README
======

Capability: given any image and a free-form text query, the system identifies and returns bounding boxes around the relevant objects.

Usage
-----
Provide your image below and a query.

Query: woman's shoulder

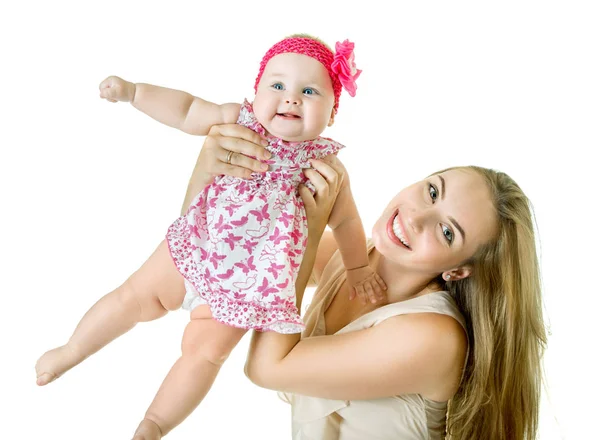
[382,308,468,401]
[349,290,466,334]
[385,308,466,342]
[383,292,468,375]
[370,293,467,347]
[402,290,467,331]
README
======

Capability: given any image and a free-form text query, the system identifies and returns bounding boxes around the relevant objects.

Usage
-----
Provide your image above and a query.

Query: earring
[444,274,451,281]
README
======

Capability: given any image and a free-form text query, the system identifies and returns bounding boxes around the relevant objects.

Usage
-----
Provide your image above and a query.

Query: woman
[193,124,547,439]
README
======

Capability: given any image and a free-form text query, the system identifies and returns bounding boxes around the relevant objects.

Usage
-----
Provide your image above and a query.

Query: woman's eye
[272,83,284,90]
[429,184,438,202]
[442,225,454,244]
[303,87,317,95]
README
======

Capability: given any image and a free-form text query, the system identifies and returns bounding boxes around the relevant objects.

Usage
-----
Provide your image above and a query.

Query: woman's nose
[406,209,425,234]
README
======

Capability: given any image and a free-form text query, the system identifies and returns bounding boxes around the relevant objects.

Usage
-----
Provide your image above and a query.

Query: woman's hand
[300,156,347,242]
[181,124,271,214]
[194,124,271,186]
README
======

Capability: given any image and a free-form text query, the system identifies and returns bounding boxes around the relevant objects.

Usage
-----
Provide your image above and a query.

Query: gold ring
[225,150,234,165]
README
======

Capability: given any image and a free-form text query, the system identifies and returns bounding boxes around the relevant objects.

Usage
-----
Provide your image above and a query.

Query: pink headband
[254,37,361,113]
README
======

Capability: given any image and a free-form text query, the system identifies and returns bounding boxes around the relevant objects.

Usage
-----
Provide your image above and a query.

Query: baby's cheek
[252,108,268,127]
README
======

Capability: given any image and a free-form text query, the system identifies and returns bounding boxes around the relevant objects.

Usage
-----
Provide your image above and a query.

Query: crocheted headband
[254,36,361,113]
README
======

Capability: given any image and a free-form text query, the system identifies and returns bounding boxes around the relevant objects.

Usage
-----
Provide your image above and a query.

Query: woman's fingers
[199,125,272,179]
[320,153,346,171]
[318,155,346,183]
[307,159,345,205]
[301,158,345,238]
[219,147,269,174]
[217,162,254,180]
[309,158,344,189]
[208,124,271,160]
[303,168,329,197]
[299,182,329,242]
[298,184,316,211]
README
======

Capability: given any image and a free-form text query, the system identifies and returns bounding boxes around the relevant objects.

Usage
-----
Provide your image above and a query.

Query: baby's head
[252,34,361,142]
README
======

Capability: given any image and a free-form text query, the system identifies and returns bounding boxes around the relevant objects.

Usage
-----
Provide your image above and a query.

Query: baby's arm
[326,161,387,304]
[99,76,240,135]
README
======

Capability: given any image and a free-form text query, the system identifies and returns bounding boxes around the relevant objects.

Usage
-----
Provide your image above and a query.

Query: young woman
[204,123,547,439]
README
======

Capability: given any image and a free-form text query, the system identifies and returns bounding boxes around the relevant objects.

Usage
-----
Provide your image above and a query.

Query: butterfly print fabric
[166,100,345,333]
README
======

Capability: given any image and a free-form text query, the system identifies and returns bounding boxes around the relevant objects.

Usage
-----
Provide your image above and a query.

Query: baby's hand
[346,266,387,304]
[99,75,136,103]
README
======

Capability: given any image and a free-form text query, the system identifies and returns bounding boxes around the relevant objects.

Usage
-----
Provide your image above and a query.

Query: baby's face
[253,53,335,142]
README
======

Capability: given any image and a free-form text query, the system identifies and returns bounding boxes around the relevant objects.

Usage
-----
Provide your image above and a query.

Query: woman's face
[371,168,498,277]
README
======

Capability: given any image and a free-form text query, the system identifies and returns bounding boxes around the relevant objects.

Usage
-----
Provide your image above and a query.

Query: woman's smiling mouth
[387,210,412,250]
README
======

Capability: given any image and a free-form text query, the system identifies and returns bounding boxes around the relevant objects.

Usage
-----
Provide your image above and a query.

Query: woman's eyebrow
[438,175,466,242]
[449,216,466,242]
[438,175,446,200]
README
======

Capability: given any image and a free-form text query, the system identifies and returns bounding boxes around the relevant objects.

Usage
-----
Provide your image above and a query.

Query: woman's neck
[372,250,441,305]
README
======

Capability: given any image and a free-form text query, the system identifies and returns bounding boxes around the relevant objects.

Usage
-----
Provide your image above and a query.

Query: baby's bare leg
[35,240,185,386]
[132,305,247,439]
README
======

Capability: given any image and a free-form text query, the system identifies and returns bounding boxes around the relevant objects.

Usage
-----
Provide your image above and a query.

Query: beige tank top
[279,242,468,440]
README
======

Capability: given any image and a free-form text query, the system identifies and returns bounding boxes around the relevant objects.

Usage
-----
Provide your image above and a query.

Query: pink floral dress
[166,100,345,334]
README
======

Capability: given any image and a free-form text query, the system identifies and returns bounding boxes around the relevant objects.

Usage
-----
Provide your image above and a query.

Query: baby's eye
[272,83,284,90]
[303,87,318,95]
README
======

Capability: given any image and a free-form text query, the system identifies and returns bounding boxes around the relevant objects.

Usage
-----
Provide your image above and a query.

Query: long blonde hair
[441,166,547,440]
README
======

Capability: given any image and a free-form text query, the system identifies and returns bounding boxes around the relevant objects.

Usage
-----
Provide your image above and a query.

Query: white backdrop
[1,1,598,439]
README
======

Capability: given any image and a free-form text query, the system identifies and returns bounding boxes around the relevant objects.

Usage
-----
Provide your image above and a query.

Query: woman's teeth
[393,214,411,249]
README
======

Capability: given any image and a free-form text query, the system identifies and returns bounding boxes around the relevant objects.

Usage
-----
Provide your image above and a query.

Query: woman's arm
[305,161,360,288]
[243,156,344,374]
[293,157,346,308]
[244,156,467,401]
[247,311,467,401]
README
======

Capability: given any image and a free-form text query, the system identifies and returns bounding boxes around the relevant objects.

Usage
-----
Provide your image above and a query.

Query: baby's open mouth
[276,113,301,119]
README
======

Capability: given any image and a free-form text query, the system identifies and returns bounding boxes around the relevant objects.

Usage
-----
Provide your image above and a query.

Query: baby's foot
[132,419,162,440]
[35,344,82,386]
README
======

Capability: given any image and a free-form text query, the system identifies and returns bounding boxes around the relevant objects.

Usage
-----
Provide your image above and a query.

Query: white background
[1,1,598,439]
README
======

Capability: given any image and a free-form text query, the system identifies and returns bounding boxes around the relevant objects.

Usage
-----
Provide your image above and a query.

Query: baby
[36,34,386,439]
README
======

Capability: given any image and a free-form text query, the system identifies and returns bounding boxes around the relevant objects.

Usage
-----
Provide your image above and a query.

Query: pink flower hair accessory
[254,36,362,113]
[331,40,362,97]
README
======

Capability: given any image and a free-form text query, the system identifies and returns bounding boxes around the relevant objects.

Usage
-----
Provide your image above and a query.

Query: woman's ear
[442,265,473,282]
